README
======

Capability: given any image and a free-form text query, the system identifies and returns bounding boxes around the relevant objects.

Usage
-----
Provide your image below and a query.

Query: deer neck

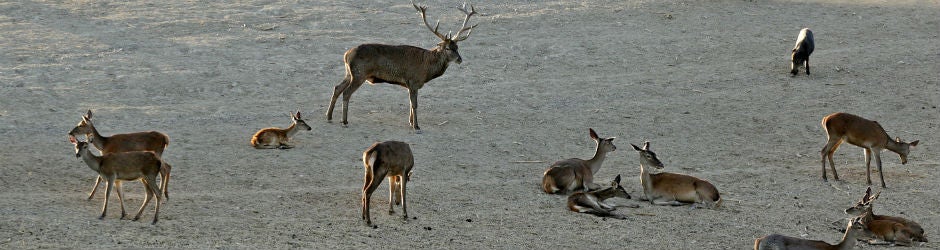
[591,187,620,201]
[835,225,861,250]
[639,163,654,195]
[284,122,299,138]
[586,146,608,174]
[78,148,104,174]
[425,49,452,81]
[87,123,108,149]
[857,206,875,223]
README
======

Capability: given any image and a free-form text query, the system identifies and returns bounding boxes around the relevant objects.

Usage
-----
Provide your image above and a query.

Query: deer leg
[362,169,386,225]
[148,177,162,224]
[160,163,171,201]
[874,150,886,188]
[87,176,102,200]
[399,174,408,220]
[805,57,810,75]
[388,176,398,214]
[327,75,351,121]
[864,148,873,185]
[114,182,126,219]
[407,88,421,132]
[340,79,365,127]
[100,178,114,220]
[821,138,840,181]
[133,179,153,223]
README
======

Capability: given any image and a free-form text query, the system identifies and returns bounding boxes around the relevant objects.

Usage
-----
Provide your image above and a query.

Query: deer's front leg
[408,88,420,132]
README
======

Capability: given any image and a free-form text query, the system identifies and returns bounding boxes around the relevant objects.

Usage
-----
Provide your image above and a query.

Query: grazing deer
[790,28,815,76]
[68,110,171,201]
[820,112,919,188]
[72,140,165,224]
[541,128,617,194]
[325,1,478,133]
[250,111,313,149]
[361,141,414,225]
[754,217,866,250]
[844,187,926,245]
[631,142,721,208]
[567,175,631,219]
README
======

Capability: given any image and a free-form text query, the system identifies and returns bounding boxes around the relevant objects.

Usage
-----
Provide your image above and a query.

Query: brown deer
[250,111,312,149]
[631,142,721,208]
[541,128,617,194]
[326,1,478,133]
[72,140,165,224]
[68,110,171,201]
[567,175,631,219]
[820,112,919,188]
[754,217,866,250]
[844,187,926,246]
[361,141,414,226]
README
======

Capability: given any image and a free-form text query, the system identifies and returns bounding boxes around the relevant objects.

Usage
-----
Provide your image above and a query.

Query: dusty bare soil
[1,0,938,249]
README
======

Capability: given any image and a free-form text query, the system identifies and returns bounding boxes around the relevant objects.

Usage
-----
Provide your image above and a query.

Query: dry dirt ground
[1,0,938,249]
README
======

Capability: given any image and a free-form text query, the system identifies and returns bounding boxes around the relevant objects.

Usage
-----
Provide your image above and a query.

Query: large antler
[413,1,447,40]
[451,2,478,41]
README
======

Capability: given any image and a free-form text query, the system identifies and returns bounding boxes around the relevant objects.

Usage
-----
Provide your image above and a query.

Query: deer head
[413,1,477,64]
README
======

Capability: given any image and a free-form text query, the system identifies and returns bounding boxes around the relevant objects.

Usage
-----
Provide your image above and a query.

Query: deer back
[364,141,414,176]
[345,44,451,87]
[822,113,891,147]
[97,151,163,181]
[100,131,170,156]
[649,172,719,202]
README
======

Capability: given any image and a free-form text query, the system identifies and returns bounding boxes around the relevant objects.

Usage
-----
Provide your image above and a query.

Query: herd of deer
[62,1,927,249]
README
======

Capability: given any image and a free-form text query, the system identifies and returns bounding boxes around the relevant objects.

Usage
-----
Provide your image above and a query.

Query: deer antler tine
[452,2,478,40]
[413,1,447,40]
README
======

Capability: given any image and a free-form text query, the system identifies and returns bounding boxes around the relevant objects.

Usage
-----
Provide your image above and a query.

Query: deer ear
[870,191,881,201]
[631,144,642,151]
[294,111,302,119]
[909,140,919,147]
[589,128,598,140]
[84,110,93,120]
[613,174,621,185]
[643,141,650,150]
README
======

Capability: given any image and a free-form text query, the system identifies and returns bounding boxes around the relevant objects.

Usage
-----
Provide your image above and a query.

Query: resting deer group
[325,1,478,133]
[361,141,414,226]
[754,217,866,250]
[631,142,721,208]
[820,112,919,188]
[68,110,171,201]
[72,140,166,224]
[250,111,312,149]
[844,187,927,246]
[541,128,616,194]
[567,175,631,219]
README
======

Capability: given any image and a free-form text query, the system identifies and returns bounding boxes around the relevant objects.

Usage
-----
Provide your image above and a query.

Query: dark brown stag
[326,1,478,133]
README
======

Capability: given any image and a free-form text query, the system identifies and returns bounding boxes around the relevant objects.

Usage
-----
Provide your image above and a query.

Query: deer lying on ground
[754,217,865,250]
[72,140,165,224]
[631,142,721,208]
[326,1,478,133]
[820,112,919,188]
[791,28,814,76]
[68,110,171,201]
[542,128,617,194]
[251,111,312,149]
[361,141,414,226]
[567,175,631,219]
[844,187,926,246]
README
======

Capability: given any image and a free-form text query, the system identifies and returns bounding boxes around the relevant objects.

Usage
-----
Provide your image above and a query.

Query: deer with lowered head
[72,140,166,224]
[326,1,478,133]
[631,142,721,208]
[754,217,866,250]
[361,141,414,226]
[250,111,312,149]
[844,187,927,246]
[820,112,919,188]
[567,175,632,220]
[68,110,171,201]
[542,128,616,194]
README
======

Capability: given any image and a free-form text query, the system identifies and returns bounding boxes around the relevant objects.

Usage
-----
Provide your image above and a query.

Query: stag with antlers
[325,1,479,133]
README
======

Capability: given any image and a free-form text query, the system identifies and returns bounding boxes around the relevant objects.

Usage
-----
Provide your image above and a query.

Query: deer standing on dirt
[567,175,631,219]
[361,141,414,226]
[250,111,312,149]
[844,187,926,246]
[791,28,815,76]
[325,1,478,133]
[68,110,171,201]
[631,142,721,208]
[820,112,919,188]
[754,217,866,250]
[72,140,165,224]
[541,128,616,194]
